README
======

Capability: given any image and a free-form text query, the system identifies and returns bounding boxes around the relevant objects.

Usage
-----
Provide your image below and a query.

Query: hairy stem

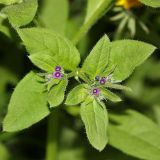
[46,109,59,160]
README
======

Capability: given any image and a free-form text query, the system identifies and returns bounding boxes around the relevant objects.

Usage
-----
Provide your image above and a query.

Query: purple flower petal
[53,71,62,79]
[100,78,106,85]
[92,88,100,95]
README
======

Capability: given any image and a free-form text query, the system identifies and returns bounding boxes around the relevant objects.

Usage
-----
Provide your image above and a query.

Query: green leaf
[47,78,60,91]
[0,0,20,5]
[18,28,80,71]
[48,78,68,108]
[109,110,160,160]
[105,83,132,92]
[139,0,160,8]
[82,35,110,79]
[65,84,88,106]
[3,72,50,132]
[108,40,156,81]
[38,0,68,35]
[2,0,38,28]
[101,88,122,102]
[84,95,94,105]
[80,100,108,151]
[29,53,57,72]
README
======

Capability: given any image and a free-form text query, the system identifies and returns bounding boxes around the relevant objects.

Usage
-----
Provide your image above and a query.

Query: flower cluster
[95,76,107,85]
[43,66,64,85]
[91,76,106,96]
[52,66,63,79]
[95,74,112,85]
[90,75,110,97]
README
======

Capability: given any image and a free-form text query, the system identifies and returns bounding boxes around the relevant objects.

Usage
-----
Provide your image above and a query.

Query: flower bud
[95,76,100,81]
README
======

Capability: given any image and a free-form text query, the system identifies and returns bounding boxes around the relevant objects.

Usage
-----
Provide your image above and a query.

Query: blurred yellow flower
[116,0,141,9]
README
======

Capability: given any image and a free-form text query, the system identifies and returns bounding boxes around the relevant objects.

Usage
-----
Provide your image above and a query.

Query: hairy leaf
[82,35,110,79]
[109,110,160,160]
[48,78,68,108]
[3,72,50,132]
[65,84,88,106]
[80,100,108,151]
[18,28,80,71]
[101,88,122,102]
[47,78,60,91]
[0,0,20,5]
[105,83,132,92]
[2,0,38,27]
[29,53,57,72]
[109,40,156,81]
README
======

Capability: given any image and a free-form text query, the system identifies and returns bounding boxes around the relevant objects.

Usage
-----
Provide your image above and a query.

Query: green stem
[67,71,76,78]
[46,109,59,160]
[72,0,114,45]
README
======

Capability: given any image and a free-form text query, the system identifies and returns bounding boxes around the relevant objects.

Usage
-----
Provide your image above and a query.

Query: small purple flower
[53,71,62,79]
[100,77,106,85]
[55,66,61,71]
[95,76,100,81]
[92,88,100,96]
